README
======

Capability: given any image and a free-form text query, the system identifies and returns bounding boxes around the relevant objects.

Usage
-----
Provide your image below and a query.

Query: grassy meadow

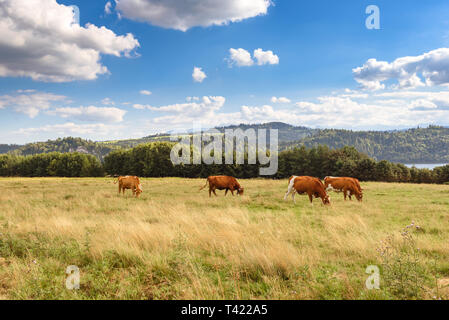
[0,177,448,300]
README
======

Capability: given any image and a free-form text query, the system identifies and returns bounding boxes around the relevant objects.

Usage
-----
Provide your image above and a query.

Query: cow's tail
[199,178,209,191]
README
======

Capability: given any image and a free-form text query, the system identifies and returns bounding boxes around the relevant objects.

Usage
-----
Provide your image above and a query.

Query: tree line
[1,142,449,184]
[0,152,104,177]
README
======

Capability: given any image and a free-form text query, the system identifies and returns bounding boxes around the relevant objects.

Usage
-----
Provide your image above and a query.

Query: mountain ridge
[2,123,449,164]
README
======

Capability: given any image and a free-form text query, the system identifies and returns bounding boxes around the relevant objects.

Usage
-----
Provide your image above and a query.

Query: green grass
[0,177,448,300]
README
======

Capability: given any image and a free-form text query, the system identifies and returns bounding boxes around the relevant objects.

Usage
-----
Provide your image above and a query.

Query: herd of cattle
[114,175,364,205]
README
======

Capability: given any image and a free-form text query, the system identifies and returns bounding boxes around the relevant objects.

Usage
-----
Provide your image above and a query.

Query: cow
[284,176,331,205]
[324,177,363,201]
[200,176,244,197]
[114,176,143,198]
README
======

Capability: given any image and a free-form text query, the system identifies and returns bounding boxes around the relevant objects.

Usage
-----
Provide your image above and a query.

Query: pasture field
[0,177,448,300]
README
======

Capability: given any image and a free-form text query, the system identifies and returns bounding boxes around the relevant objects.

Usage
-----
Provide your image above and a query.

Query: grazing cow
[284,176,331,205]
[114,176,143,197]
[200,176,244,197]
[324,177,363,201]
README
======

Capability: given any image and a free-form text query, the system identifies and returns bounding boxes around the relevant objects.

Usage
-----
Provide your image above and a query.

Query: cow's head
[356,192,363,202]
[136,184,143,197]
[237,188,244,196]
[323,195,331,205]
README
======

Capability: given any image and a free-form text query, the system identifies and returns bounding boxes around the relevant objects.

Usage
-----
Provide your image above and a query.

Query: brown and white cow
[200,176,244,197]
[114,176,143,197]
[284,176,331,205]
[324,177,363,201]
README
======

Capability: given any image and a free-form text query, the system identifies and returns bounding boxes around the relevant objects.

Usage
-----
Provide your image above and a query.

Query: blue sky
[2,0,449,144]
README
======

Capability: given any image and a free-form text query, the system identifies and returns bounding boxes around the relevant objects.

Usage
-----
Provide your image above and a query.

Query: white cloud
[254,48,279,66]
[15,122,120,136]
[114,88,449,132]
[101,97,115,105]
[105,1,113,15]
[0,91,67,118]
[228,48,254,67]
[0,0,139,82]
[228,48,279,67]
[133,104,152,110]
[293,90,449,128]
[271,96,291,104]
[150,96,225,114]
[140,90,152,96]
[48,106,127,123]
[115,0,272,32]
[192,67,207,83]
[353,48,449,91]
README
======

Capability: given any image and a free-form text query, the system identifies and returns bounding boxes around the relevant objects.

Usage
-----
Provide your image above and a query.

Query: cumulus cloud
[47,106,127,123]
[254,48,279,66]
[0,0,139,82]
[228,48,279,67]
[353,48,449,91]
[192,67,207,83]
[115,0,272,31]
[271,96,291,104]
[0,91,67,118]
[228,48,254,67]
[145,89,449,131]
[140,90,152,96]
[293,90,449,128]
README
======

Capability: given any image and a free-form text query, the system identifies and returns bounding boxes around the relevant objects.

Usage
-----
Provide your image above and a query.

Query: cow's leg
[230,189,235,196]
[343,189,348,201]
[213,188,218,197]
[308,193,314,205]
[225,189,229,196]
[292,191,296,204]
[209,187,212,198]
[284,179,296,200]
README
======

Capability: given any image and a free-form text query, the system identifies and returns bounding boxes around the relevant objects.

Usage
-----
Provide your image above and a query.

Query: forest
[2,142,449,184]
[2,123,449,164]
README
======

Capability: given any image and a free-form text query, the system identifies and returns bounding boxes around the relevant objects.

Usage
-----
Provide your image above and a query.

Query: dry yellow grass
[0,177,448,300]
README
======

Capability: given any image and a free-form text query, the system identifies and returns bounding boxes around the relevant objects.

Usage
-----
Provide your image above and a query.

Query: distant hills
[1,123,449,164]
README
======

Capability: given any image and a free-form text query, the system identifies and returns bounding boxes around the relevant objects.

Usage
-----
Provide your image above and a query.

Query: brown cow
[284,176,331,205]
[324,177,363,201]
[200,176,244,197]
[114,176,143,197]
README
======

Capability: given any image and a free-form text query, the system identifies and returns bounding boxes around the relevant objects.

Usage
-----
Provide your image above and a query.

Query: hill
[4,137,117,162]
[287,125,449,163]
[1,123,449,163]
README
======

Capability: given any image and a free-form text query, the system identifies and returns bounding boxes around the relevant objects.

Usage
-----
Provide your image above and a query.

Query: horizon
[2,122,447,146]
[2,1,449,144]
